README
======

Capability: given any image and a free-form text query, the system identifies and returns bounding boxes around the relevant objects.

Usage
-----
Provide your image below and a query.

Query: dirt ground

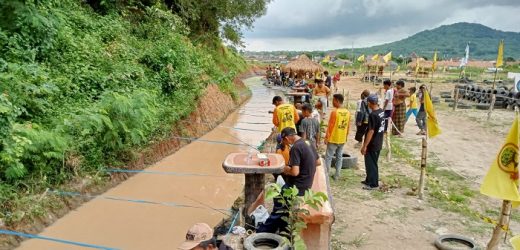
[328,74,518,249]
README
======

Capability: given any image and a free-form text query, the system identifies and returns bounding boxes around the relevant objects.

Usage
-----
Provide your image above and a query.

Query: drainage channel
[16,76,280,250]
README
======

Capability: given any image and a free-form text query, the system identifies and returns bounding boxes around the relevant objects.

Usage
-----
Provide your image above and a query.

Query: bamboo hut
[362,56,387,81]
[407,58,433,78]
[283,54,324,79]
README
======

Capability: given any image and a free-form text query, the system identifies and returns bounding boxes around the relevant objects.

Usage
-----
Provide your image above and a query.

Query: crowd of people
[177,70,431,249]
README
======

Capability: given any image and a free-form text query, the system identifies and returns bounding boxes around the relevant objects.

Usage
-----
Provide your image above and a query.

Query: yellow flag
[371,54,379,61]
[424,90,441,138]
[341,64,345,72]
[357,54,365,62]
[480,114,520,202]
[496,40,504,68]
[432,50,438,71]
[511,234,520,250]
[383,52,392,63]
[415,59,420,75]
[322,55,330,63]
[395,65,400,72]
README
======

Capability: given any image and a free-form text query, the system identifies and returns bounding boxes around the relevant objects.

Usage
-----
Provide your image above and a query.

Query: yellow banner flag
[424,90,441,138]
[357,54,365,62]
[395,65,400,72]
[511,234,520,249]
[480,114,520,202]
[496,40,504,68]
[415,59,420,75]
[322,55,330,63]
[383,52,392,63]
[432,50,438,71]
[371,54,379,61]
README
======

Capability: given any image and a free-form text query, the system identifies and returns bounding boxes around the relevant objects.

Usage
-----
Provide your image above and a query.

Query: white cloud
[243,0,520,51]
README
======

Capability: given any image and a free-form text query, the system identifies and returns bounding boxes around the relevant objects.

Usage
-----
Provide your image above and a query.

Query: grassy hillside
[336,22,520,60]
[0,0,248,226]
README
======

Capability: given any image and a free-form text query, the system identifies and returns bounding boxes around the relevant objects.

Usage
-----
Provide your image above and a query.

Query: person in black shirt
[361,94,385,190]
[257,127,320,233]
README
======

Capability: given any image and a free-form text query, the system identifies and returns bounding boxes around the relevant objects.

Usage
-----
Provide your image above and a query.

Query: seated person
[178,223,232,250]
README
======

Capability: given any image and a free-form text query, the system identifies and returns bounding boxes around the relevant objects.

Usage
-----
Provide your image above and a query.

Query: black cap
[280,127,297,138]
[272,96,283,105]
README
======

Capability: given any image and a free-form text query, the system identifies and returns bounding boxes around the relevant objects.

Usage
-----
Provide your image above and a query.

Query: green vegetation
[0,0,268,226]
[265,183,328,250]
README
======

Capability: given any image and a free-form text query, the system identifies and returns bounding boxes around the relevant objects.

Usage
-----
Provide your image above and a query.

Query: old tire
[244,233,289,250]
[476,103,490,110]
[434,234,478,250]
[341,153,358,169]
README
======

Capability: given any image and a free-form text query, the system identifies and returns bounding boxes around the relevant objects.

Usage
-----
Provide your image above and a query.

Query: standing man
[272,96,300,132]
[332,71,342,92]
[325,94,351,180]
[313,79,331,117]
[361,94,385,190]
[382,79,394,132]
[392,80,409,136]
[257,127,320,233]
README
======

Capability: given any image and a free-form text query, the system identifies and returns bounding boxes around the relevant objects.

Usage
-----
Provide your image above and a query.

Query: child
[406,87,418,121]
[299,103,320,149]
[355,90,370,147]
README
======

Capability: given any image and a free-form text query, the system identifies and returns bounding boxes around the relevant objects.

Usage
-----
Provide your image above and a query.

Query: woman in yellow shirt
[406,87,418,121]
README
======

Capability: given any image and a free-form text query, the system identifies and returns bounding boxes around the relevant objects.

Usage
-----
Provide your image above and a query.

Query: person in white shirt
[382,79,394,132]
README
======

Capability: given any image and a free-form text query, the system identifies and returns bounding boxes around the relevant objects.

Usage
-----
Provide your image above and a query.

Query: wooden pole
[486,200,512,250]
[385,130,392,161]
[487,69,498,121]
[418,137,427,199]
[453,86,459,111]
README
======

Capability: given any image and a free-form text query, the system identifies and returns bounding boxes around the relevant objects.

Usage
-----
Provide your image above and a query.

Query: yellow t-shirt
[327,108,351,144]
[273,103,298,132]
[409,93,418,109]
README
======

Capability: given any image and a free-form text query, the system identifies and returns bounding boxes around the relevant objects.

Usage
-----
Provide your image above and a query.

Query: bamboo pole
[418,137,427,199]
[385,130,392,161]
[487,69,498,121]
[453,86,459,111]
[486,200,512,250]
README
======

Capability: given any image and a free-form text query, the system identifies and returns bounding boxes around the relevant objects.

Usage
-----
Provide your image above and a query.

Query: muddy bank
[0,69,262,249]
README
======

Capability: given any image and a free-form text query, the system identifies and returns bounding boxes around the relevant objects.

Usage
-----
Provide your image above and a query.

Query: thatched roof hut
[283,54,324,73]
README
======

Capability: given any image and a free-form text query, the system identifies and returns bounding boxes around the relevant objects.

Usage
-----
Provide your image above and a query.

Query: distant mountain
[333,22,520,60]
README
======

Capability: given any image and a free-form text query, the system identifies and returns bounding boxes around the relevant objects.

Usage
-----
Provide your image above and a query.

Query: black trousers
[364,150,380,187]
[355,123,368,143]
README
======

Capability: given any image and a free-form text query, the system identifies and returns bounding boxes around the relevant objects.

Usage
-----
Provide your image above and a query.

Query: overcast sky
[243,0,520,51]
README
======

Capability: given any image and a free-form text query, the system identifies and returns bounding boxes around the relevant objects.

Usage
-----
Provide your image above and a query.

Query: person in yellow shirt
[272,96,299,132]
[325,94,351,180]
[405,87,418,121]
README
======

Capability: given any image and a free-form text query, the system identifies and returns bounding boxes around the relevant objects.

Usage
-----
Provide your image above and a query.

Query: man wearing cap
[178,223,223,250]
[272,96,300,132]
[360,94,385,190]
[257,127,320,233]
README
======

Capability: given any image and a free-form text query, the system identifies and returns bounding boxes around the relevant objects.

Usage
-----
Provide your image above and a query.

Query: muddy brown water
[16,76,279,250]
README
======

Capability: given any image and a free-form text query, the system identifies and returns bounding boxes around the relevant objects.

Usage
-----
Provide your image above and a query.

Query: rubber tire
[444,98,454,103]
[244,233,289,250]
[476,103,490,110]
[434,234,478,250]
[341,153,358,169]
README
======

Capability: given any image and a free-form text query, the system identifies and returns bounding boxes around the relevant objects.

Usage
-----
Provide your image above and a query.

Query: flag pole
[487,200,512,249]
[487,68,499,121]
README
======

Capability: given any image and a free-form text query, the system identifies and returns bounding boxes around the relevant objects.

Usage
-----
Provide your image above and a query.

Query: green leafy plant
[265,183,328,250]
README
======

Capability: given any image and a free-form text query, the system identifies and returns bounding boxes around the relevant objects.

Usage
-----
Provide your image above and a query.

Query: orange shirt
[313,85,330,97]
[276,147,290,166]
